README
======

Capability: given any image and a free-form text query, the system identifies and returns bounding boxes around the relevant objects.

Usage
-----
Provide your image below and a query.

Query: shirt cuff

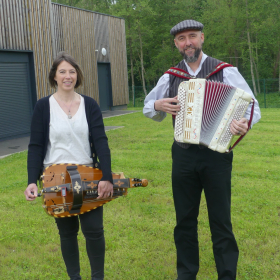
[143,100,166,121]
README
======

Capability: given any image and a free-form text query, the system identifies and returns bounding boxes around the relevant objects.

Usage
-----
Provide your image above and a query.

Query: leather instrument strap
[227,99,255,153]
[66,165,83,214]
[165,62,233,80]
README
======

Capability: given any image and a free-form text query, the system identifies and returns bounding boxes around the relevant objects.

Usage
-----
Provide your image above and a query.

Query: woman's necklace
[56,92,76,119]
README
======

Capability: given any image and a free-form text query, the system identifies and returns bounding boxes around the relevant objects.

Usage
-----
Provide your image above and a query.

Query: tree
[54,0,280,90]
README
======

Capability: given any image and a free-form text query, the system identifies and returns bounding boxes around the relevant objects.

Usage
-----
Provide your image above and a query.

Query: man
[143,20,261,280]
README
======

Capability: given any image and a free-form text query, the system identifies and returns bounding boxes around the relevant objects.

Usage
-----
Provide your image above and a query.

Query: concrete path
[0,110,136,159]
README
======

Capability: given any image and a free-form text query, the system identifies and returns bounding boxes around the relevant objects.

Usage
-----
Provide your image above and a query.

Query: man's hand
[154,96,180,115]
[230,118,249,136]
[97,180,114,199]
[24,183,38,201]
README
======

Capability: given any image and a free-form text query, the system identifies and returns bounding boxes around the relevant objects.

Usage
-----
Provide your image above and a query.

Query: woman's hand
[97,180,113,199]
[24,183,38,201]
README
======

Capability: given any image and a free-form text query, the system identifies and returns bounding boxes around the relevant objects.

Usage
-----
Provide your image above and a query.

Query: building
[0,0,128,140]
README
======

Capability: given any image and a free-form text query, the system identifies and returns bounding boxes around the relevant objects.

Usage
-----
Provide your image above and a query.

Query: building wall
[51,3,100,101]
[93,13,110,63]
[0,0,129,106]
[0,0,54,99]
[108,16,129,106]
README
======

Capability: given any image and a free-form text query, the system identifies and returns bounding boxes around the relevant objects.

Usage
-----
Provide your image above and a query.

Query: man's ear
[174,38,179,49]
[201,32,204,44]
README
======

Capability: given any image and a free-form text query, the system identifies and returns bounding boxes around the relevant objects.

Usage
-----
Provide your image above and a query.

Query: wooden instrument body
[40,164,146,218]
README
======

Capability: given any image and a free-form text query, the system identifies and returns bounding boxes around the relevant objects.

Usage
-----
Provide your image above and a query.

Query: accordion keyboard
[175,81,188,138]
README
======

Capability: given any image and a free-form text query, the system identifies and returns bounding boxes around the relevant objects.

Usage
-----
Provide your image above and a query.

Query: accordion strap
[165,67,195,79]
[165,62,233,80]
[228,99,255,153]
[205,62,233,79]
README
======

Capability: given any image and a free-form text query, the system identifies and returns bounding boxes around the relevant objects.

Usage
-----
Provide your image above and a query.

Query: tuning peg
[131,179,148,187]
[31,191,42,197]
[132,178,142,182]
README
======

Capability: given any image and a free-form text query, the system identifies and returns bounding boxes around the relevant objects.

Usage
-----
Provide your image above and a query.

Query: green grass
[0,108,279,279]
[256,92,280,108]
[128,97,146,108]
[128,91,280,109]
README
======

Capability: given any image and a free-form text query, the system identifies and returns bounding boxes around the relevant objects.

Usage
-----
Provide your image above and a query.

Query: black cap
[170,20,204,35]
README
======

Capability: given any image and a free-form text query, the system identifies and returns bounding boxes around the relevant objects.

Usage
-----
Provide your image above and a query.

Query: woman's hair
[48,52,84,88]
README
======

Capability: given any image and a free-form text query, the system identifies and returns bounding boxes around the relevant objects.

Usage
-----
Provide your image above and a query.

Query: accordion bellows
[174,79,252,153]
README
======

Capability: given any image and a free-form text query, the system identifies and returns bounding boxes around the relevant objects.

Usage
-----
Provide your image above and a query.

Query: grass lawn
[256,92,280,108]
[0,108,279,279]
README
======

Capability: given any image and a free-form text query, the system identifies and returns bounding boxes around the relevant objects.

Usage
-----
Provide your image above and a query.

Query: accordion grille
[218,99,250,146]
[175,83,188,137]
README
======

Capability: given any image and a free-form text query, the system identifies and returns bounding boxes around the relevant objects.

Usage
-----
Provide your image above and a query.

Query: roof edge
[51,2,125,20]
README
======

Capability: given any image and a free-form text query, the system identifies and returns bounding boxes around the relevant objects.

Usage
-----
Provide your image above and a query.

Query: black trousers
[172,143,239,280]
[55,206,105,280]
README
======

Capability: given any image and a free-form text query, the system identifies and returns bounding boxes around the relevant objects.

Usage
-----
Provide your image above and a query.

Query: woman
[24,52,113,280]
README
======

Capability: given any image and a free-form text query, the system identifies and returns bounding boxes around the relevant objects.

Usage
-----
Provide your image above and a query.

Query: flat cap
[170,20,204,35]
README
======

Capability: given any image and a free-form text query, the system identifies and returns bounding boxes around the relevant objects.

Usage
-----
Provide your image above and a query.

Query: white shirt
[43,95,93,167]
[143,53,261,127]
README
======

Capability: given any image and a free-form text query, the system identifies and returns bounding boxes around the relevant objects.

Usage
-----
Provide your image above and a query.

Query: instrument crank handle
[31,191,42,197]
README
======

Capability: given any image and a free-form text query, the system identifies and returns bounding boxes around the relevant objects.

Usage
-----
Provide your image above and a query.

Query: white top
[143,52,261,127]
[43,95,93,167]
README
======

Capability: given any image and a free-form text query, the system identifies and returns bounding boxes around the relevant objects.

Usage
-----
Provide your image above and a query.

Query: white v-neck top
[43,95,93,167]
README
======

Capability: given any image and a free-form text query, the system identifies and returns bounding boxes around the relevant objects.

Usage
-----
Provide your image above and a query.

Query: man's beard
[180,47,202,63]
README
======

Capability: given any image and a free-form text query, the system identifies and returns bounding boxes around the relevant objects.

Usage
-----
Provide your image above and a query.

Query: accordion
[174,79,254,153]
